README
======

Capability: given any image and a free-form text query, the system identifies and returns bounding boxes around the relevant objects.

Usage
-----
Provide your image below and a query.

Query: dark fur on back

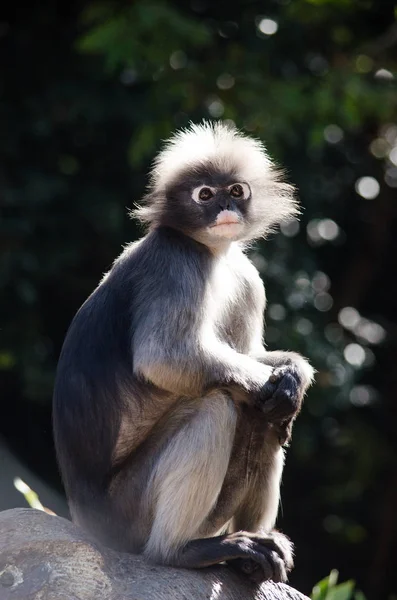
[54,227,211,495]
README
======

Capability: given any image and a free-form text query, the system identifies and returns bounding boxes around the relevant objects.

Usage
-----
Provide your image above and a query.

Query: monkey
[53,121,314,585]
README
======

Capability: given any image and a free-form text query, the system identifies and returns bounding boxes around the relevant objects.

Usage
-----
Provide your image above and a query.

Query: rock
[0,508,309,600]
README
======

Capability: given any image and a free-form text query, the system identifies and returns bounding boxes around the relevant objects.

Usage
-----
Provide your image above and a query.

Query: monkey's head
[134,122,299,247]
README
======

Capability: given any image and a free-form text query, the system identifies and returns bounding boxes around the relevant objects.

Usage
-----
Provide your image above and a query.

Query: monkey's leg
[229,424,293,583]
[180,421,291,583]
[145,396,290,583]
[144,390,237,563]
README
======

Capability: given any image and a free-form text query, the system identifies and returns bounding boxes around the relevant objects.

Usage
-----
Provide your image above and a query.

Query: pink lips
[212,210,240,226]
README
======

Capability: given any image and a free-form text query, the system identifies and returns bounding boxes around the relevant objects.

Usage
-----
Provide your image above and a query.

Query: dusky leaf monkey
[53,122,314,584]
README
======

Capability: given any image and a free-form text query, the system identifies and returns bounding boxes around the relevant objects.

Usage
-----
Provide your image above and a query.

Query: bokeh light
[257,18,278,36]
[355,176,380,199]
[344,343,366,367]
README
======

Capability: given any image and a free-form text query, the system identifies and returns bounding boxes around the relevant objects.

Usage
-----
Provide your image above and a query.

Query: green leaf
[311,570,339,599]
[326,581,355,600]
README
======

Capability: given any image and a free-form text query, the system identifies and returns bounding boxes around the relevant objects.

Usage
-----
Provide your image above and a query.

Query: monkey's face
[134,122,299,242]
[162,167,255,246]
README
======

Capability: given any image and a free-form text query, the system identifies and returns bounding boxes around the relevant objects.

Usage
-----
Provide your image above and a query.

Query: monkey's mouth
[209,211,243,238]
[211,210,241,227]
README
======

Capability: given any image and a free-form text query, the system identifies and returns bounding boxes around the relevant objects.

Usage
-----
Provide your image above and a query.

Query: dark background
[1,1,396,598]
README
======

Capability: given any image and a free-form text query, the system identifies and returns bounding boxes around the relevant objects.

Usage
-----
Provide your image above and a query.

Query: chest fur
[207,249,265,353]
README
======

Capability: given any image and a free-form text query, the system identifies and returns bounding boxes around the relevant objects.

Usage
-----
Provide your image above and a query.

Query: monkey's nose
[218,194,233,210]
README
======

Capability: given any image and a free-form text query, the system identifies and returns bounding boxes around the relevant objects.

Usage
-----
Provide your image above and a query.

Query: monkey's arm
[133,304,273,399]
[130,240,275,402]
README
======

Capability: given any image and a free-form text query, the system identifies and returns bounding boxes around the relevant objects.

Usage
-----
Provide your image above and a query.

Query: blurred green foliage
[311,570,366,600]
[1,0,397,598]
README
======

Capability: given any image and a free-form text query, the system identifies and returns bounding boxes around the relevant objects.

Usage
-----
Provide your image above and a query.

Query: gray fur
[53,122,314,584]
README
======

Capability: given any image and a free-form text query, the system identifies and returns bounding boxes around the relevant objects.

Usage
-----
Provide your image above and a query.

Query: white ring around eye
[228,182,251,199]
[191,185,216,203]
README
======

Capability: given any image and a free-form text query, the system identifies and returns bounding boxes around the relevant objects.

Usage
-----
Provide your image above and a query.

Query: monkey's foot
[225,530,294,584]
[164,530,293,582]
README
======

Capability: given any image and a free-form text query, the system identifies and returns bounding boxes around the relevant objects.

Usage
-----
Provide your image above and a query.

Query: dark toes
[227,533,291,584]
[248,545,288,583]
[227,558,265,584]
[266,549,288,583]
[228,554,274,584]
[267,531,294,572]
[229,550,287,584]
[247,531,294,574]
[240,559,256,575]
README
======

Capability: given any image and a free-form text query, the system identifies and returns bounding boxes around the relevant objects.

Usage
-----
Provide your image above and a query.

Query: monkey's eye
[229,183,250,199]
[199,188,213,200]
[192,186,214,203]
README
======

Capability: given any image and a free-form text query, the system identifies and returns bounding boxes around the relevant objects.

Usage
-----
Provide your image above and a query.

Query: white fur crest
[150,121,272,191]
[146,121,300,238]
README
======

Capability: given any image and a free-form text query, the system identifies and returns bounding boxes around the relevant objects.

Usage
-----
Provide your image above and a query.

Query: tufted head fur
[133,121,299,245]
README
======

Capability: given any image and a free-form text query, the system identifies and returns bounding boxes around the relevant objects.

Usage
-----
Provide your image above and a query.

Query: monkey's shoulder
[110,227,211,282]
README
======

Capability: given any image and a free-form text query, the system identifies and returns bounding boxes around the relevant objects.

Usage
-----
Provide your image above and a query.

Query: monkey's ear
[130,191,165,227]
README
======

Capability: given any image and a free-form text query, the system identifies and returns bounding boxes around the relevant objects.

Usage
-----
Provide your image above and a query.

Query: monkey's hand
[253,352,314,438]
[257,363,308,445]
[260,364,303,421]
[226,530,294,584]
